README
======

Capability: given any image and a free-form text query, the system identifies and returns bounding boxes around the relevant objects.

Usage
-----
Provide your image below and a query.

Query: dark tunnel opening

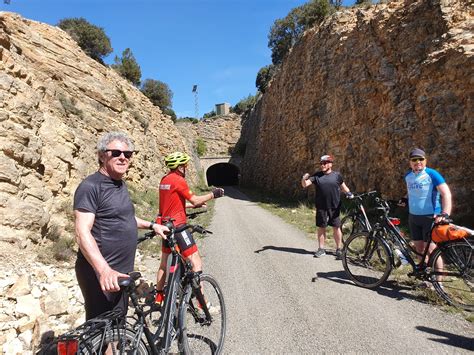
[206,163,239,186]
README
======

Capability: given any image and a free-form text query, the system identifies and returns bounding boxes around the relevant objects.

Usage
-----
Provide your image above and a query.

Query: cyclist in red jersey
[153,152,224,305]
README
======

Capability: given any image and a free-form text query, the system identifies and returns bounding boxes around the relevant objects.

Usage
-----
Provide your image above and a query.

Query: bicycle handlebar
[352,190,378,200]
[137,223,212,245]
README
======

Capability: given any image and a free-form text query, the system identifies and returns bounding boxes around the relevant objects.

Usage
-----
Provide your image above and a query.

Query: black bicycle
[342,196,473,310]
[56,216,226,354]
[340,191,377,245]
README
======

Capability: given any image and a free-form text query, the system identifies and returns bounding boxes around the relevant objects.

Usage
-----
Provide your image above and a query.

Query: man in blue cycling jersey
[402,148,452,259]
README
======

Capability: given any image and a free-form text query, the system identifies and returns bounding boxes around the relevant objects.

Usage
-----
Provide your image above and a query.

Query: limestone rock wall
[176,114,242,156]
[0,12,193,243]
[239,0,473,218]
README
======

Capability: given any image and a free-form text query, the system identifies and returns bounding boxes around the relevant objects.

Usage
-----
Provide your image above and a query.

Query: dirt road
[199,187,473,353]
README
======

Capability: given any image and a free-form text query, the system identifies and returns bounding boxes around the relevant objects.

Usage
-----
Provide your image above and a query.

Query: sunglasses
[320,161,332,165]
[105,149,134,159]
[410,157,425,163]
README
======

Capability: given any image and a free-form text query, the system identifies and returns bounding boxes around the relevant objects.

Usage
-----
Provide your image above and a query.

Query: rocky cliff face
[176,114,242,158]
[0,12,193,244]
[239,0,473,218]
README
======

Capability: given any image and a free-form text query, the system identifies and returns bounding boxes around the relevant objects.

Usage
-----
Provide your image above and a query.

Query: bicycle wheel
[79,327,148,354]
[342,232,392,288]
[179,274,226,355]
[429,240,473,311]
[341,215,367,246]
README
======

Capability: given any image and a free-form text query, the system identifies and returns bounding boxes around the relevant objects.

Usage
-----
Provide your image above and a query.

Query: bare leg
[333,226,342,250]
[156,252,170,291]
[317,227,326,249]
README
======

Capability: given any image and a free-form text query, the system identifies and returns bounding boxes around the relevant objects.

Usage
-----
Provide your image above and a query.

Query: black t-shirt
[309,171,344,209]
[73,171,137,273]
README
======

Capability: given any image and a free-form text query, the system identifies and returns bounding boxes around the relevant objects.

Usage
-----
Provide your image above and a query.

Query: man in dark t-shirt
[74,131,169,320]
[301,154,353,259]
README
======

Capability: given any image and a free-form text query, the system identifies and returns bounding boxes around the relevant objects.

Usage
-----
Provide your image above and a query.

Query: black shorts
[408,214,434,242]
[162,227,198,257]
[75,257,128,321]
[316,207,341,228]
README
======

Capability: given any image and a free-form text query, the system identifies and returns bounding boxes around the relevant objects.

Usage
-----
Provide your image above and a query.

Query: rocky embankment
[238,0,473,219]
[0,245,156,354]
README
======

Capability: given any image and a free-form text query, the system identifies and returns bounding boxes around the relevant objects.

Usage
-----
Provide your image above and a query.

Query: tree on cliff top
[57,17,112,63]
[140,79,176,121]
[268,0,332,65]
[256,64,276,93]
[112,48,142,86]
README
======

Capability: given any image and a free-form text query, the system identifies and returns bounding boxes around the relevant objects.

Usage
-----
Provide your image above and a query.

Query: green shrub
[57,17,112,63]
[141,79,173,109]
[112,48,141,86]
[231,94,257,114]
[196,138,207,157]
[58,94,84,117]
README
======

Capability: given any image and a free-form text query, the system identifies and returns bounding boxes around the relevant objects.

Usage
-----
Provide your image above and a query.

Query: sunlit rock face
[239,0,473,219]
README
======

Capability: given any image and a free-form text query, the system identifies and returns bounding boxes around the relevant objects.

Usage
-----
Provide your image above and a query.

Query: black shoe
[335,248,342,260]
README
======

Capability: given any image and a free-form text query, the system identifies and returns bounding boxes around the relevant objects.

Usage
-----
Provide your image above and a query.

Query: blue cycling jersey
[404,167,445,215]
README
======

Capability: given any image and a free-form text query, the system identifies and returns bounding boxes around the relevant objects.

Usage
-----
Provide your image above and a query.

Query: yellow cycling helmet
[164,151,191,169]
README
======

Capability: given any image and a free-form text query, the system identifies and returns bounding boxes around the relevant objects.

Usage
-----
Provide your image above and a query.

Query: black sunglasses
[410,157,425,162]
[320,161,332,165]
[105,149,134,159]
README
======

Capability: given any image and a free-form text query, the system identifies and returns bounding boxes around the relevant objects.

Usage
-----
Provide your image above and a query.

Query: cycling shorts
[75,257,128,320]
[408,214,433,242]
[316,207,341,228]
[162,227,198,257]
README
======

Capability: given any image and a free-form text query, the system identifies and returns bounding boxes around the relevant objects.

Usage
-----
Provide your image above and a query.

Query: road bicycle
[340,191,378,245]
[56,214,226,354]
[342,196,473,310]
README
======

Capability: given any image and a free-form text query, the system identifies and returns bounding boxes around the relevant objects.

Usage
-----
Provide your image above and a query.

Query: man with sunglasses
[401,148,452,260]
[73,131,169,320]
[301,154,353,259]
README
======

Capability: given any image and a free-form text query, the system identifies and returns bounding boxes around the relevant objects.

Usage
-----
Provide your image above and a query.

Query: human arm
[301,173,312,188]
[340,182,353,198]
[435,183,452,222]
[188,188,224,206]
[135,216,169,239]
[74,210,128,292]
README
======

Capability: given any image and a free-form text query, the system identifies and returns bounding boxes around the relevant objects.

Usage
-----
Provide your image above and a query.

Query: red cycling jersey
[157,171,194,226]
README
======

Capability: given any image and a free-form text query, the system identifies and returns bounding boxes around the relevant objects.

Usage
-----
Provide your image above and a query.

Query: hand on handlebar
[212,187,225,198]
[397,197,408,207]
[98,265,129,292]
[345,192,354,199]
[435,212,451,224]
[151,223,169,240]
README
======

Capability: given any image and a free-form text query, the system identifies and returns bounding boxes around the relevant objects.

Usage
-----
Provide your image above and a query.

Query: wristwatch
[149,221,156,230]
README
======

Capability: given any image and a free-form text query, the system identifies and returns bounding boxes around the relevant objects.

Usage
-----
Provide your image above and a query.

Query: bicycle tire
[179,274,226,355]
[341,215,368,246]
[79,327,149,354]
[342,232,392,288]
[429,239,473,311]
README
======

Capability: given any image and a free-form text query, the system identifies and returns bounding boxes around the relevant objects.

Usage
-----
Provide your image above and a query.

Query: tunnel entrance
[206,163,239,186]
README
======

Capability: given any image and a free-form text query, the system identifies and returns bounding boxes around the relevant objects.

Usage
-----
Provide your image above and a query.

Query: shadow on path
[315,271,431,304]
[254,245,314,256]
[416,326,474,351]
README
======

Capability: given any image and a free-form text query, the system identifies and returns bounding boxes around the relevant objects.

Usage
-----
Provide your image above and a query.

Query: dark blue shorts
[316,207,341,228]
[408,214,434,242]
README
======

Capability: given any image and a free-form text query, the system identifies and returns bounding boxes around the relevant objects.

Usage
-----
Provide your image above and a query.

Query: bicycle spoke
[430,241,473,310]
[179,275,226,354]
[342,232,392,288]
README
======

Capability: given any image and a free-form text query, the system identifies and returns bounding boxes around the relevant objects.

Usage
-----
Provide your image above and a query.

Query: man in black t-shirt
[74,131,169,320]
[301,154,353,259]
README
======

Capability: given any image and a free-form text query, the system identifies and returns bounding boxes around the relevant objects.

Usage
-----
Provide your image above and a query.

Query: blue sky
[3,0,353,118]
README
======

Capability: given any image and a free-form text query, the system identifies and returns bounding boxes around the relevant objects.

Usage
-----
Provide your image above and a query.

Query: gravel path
[199,187,473,354]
